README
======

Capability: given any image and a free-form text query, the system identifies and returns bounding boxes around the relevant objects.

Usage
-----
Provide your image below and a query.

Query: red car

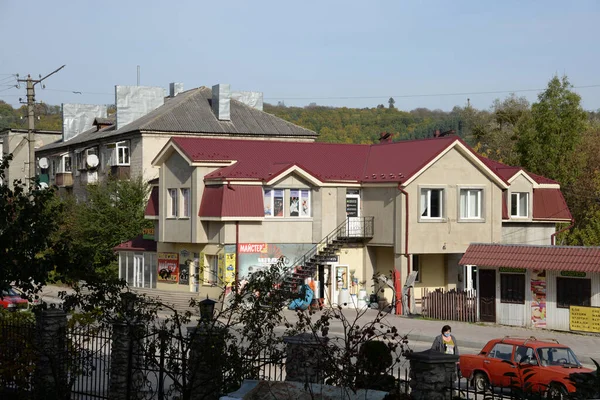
[0,288,29,311]
[459,337,593,397]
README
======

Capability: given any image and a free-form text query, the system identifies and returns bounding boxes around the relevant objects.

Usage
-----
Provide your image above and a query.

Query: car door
[486,343,516,387]
[515,346,542,393]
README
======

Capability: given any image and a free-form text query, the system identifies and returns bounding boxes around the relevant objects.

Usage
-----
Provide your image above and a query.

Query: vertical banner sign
[158,252,179,283]
[179,249,190,285]
[218,253,225,285]
[530,270,546,328]
[224,253,236,285]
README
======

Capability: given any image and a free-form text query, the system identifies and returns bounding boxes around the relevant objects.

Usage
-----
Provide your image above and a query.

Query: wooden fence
[421,288,477,323]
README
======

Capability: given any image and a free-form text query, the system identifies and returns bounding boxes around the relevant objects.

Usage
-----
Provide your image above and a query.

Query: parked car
[459,337,593,398]
[0,288,29,311]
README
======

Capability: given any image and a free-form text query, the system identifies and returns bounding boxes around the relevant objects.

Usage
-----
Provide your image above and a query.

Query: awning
[199,185,263,219]
[459,243,600,272]
[145,186,159,217]
[114,234,157,252]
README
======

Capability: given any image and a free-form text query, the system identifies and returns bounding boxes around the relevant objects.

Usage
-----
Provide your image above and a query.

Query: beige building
[140,134,571,314]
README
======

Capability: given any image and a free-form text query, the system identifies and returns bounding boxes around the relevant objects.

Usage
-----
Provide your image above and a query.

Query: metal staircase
[282,217,374,292]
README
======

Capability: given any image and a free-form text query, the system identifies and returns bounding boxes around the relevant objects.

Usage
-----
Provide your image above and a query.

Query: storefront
[115,235,158,289]
[460,243,600,332]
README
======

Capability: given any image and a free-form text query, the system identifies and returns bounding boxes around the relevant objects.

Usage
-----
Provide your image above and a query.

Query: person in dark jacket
[431,325,459,355]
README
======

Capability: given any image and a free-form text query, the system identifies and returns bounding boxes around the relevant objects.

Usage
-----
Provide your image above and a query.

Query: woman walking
[431,325,459,355]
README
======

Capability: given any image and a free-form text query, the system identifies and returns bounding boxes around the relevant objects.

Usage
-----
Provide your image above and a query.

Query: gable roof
[478,156,560,186]
[460,243,600,272]
[37,123,116,153]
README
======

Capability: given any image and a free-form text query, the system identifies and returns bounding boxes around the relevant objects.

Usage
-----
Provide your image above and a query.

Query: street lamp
[199,295,216,321]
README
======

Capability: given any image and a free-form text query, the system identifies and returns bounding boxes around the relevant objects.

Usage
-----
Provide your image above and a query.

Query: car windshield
[536,347,581,367]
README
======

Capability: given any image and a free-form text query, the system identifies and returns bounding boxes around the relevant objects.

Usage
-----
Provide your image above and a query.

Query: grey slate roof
[37,87,317,154]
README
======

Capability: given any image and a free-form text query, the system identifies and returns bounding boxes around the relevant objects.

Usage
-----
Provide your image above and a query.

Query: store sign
[561,271,586,278]
[158,252,179,283]
[238,243,268,253]
[570,305,600,333]
[321,255,339,263]
[142,228,155,240]
[499,267,526,273]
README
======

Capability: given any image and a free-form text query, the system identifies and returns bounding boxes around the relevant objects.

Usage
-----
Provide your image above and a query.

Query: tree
[388,97,395,109]
[516,75,588,187]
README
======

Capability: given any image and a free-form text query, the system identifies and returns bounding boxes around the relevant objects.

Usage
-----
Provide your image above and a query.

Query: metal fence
[422,288,477,322]
[0,319,35,399]
[68,324,112,399]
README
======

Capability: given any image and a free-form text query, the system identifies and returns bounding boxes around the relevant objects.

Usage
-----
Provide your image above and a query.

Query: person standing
[431,325,459,355]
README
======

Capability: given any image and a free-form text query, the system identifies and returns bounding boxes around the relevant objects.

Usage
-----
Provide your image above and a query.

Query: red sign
[158,252,179,283]
[238,243,268,253]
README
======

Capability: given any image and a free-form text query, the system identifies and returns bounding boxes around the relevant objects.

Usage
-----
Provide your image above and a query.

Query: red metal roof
[532,188,572,221]
[478,156,559,185]
[199,185,263,218]
[460,244,600,272]
[114,234,157,252]
[145,186,159,216]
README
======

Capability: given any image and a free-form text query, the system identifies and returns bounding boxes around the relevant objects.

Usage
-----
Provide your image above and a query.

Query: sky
[1,0,599,112]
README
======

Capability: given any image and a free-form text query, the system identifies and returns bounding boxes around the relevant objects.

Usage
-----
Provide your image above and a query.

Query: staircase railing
[283,216,374,284]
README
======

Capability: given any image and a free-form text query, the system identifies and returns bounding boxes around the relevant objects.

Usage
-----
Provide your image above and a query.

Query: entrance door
[346,189,361,237]
[132,254,144,288]
[479,269,496,322]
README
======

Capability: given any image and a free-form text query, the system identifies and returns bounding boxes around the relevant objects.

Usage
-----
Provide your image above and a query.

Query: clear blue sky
[1,0,599,111]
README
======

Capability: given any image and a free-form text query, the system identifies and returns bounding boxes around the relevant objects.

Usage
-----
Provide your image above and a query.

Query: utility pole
[17,65,65,186]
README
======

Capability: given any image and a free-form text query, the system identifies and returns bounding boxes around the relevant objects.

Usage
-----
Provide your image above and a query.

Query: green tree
[388,97,395,109]
[516,75,588,187]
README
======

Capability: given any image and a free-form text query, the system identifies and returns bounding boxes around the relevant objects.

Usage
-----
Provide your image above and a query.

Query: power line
[44,88,112,96]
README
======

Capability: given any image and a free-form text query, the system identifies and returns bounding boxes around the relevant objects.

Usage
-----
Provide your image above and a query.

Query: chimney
[62,104,108,142]
[169,82,184,97]
[115,86,165,130]
[231,91,264,111]
[434,129,441,138]
[212,84,231,121]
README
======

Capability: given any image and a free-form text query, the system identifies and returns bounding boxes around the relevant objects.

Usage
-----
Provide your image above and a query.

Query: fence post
[187,322,227,400]
[405,349,459,400]
[283,333,329,384]
[33,307,69,400]
[109,293,144,400]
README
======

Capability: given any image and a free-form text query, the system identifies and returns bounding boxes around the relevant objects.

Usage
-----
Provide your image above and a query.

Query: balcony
[80,171,99,185]
[110,165,130,180]
[55,172,73,187]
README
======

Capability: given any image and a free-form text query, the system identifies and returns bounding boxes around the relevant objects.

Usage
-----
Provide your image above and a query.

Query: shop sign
[561,271,586,278]
[499,267,526,273]
[238,243,268,253]
[142,228,155,240]
[321,255,339,263]
[158,252,179,283]
[570,305,600,333]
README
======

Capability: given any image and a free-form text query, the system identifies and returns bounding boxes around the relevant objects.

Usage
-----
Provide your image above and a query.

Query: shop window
[511,192,528,218]
[500,273,525,304]
[460,188,483,220]
[167,188,178,218]
[557,277,591,308]
[264,189,284,217]
[290,189,310,217]
[420,188,444,219]
[180,188,190,218]
[204,255,218,285]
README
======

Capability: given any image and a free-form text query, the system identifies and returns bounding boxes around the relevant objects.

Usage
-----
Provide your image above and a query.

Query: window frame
[59,153,72,173]
[167,188,178,218]
[180,188,190,218]
[500,273,526,304]
[203,255,219,285]
[557,277,591,309]
[115,141,130,166]
[459,187,484,221]
[419,186,445,221]
[289,188,311,218]
[488,343,515,361]
[510,192,529,218]
[263,188,286,218]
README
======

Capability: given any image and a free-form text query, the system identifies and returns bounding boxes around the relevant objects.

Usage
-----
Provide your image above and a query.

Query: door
[479,269,496,322]
[487,343,516,387]
[133,254,144,288]
[346,189,361,237]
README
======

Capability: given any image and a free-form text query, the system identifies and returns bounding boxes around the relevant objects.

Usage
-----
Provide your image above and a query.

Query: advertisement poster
[158,252,179,283]
[231,243,316,282]
[224,253,236,285]
[531,269,546,328]
[336,266,349,289]
[179,249,190,286]
[290,190,300,217]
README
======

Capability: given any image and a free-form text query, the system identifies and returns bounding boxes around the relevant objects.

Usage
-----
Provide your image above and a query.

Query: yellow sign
[224,253,236,284]
[570,306,600,333]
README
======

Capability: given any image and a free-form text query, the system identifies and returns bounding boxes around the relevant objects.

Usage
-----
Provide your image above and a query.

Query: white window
[167,188,178,218]
[58,154,72,173]
[264,189,284,217]
[511,192,528,218]
[460,188,483,219]
[420,188,444,219]
[115,141,130,166]
[289,189,311,217]
[181,188,190,218]
[204,255,218,285]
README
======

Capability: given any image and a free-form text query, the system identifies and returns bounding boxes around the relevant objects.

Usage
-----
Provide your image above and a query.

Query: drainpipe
[396,183,410,315]
[551,219,574,246]
[235,221,240,287]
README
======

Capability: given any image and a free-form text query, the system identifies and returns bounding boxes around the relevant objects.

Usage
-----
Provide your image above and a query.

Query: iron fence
[0,319,35,399]
[68,324,112,399]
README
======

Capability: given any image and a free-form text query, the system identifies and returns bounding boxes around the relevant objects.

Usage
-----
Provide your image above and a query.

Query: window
[500,273,525,304]
[167,188,178,218]
[420,188,444,219]
[58,154,72,173]
[115,141,130,166]
[515,346,536,364]
[289,189,310,217]
[557,278,591,308]
[536,347,580,367]
[489,343,514,361]
[264,189,284,217]
[412,254,421,283]
[180,188,190,218]
[460,188,482,219]
[204,255,218,285]
[511,192,528,217]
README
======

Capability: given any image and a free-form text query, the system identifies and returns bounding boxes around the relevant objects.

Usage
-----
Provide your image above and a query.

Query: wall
[139,135,170,182]
[161,151,193,243]
[507,174,533,222]
[405,147,503,254]
[224,220,314,244]
[372,246,395,303]
[501,223,555,245]
[4,131,61,188]
[414,254,446,300]
[363,186,397,246]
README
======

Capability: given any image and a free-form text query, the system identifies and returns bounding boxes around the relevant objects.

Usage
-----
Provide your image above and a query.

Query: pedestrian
[431,325,459,355]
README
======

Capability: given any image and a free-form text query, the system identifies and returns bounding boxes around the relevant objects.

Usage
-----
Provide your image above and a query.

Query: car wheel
[473,372,489,393]
[547,383,567,400]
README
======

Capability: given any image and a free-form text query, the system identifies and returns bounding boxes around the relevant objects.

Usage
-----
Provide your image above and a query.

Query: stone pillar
[34,308,69,400]
[405,349,459,400]
[283,333,329,384]
[187,323,226,400]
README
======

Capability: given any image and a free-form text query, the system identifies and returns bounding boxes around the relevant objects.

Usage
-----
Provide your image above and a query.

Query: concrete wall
[161,151,194,243]
[363,186,396,246]
[414,254,446,300]
[501,222,555,245]
[507,174,533,221]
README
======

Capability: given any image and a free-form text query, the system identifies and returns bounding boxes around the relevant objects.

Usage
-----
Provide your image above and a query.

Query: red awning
[145,186,159,217]
[199,185,263,218]
[114,234,157,252]
[460,243,600,272]
[532,188,572,221]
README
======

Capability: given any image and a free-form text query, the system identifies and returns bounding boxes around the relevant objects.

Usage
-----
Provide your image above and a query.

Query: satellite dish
[38,157,49,169]
[39,182,48,189]
[86,154,99,168]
